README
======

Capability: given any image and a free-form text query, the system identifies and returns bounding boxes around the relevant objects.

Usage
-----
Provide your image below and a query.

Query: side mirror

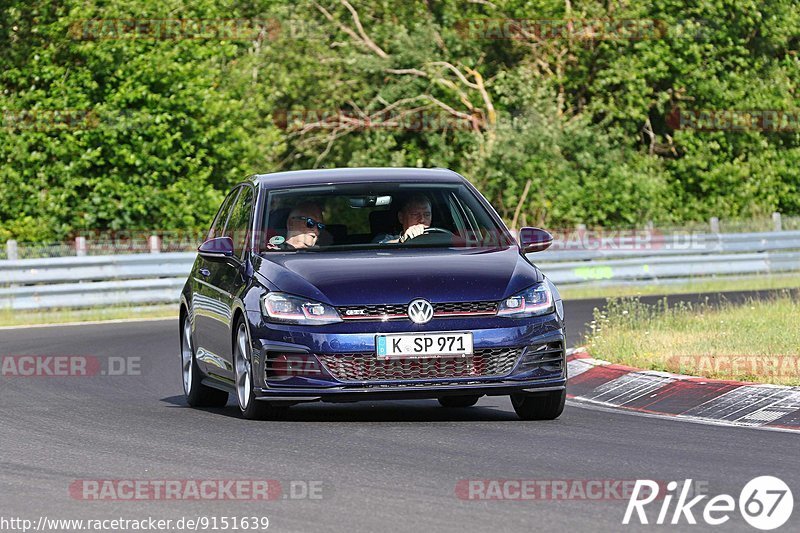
[518,227,553,253]
[198,236,234,260]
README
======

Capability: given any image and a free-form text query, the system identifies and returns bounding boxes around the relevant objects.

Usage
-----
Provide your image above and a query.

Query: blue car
[180,168,566,420]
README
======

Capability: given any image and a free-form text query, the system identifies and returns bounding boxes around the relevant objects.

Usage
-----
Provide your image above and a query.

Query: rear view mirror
[198,237,234,260]
[348,195,392,208]
[518,227,553,253]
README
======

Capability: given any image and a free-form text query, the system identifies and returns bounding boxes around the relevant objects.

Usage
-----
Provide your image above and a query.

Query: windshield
[259,182,512,252]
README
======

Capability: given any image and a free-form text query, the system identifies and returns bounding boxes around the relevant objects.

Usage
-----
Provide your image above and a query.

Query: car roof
[251,167,465,189]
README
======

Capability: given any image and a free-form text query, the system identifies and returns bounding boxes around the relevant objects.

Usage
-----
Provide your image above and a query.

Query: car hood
[253,246,542,305]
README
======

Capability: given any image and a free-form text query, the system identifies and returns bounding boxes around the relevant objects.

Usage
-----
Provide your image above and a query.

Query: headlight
[261,292,342,325]
[497,283,554,317]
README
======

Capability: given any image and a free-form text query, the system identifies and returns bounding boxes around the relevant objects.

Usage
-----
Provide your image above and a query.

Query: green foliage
[0,0,798,241]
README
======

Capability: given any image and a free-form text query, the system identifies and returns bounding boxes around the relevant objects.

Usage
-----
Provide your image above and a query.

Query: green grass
[0,304,177,327]
[560,273,800,301]
[584,293,800,386]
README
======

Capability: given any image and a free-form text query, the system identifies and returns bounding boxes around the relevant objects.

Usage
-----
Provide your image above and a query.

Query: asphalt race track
[1,292,798,532]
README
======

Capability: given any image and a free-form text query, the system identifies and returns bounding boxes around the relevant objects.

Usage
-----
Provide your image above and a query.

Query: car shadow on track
[159,395,527,422]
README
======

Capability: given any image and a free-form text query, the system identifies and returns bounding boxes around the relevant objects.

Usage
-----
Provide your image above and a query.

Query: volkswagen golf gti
[179,168,566,420]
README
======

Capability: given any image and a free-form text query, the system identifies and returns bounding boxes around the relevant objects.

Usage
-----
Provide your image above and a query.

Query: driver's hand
[400,224,427,243]
[286,233,318,248]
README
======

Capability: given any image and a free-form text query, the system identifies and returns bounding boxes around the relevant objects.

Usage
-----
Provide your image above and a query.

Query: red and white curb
[566,349,800,432]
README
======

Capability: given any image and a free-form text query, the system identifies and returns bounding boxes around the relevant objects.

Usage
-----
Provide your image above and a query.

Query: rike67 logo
[624,477,793,530]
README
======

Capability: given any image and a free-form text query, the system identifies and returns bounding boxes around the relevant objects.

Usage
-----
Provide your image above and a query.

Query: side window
[207,188,240,240]
[225,186,254,259]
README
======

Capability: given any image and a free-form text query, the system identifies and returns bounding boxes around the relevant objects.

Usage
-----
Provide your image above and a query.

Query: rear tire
[181,313,228,408]
[234,318,289,420]
[511,389,565,420]
[437,395,480,408]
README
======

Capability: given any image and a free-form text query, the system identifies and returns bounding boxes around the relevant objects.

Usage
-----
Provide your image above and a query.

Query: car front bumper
[253,379,566,403]
[246,312,566,403]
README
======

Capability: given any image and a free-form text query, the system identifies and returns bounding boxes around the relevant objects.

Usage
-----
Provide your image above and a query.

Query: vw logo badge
[407,299,434,324]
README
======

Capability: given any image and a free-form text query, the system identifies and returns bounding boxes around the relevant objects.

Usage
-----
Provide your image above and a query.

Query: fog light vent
[518,342,564,373]
[265,353,323,381]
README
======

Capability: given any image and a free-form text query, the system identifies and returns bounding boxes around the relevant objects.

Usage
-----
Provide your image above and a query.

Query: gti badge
[407,299,434,324]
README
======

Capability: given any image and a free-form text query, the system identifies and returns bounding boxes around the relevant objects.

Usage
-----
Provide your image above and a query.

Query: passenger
[376,194,432,244]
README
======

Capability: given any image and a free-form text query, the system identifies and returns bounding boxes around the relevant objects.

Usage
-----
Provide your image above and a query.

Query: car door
[196,184,255,381]
[213,184,255,375]
[193,187,240,377]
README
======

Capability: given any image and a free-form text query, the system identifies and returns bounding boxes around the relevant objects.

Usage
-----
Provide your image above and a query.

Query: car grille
[317,347,521,382]
[338,304,407,319]
[337,301,498,320]
[434,301,498,314]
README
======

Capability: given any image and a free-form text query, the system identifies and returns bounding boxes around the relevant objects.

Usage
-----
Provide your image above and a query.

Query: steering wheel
[421,227,454,236]
[403,226,455,244]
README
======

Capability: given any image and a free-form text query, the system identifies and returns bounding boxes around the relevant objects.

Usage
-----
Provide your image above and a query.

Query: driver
[376,194,432,244]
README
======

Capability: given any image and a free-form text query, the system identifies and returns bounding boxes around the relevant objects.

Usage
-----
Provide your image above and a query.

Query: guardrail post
[709,217,720,233]
[575,224,587,250]
[6,240,18,261]
[75,236,87,256]
[148,235,161,254]
[773,212,782,231]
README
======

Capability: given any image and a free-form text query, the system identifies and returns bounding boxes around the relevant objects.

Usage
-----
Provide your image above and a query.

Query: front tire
[234,319,288,420]
[438,395,480,408]
[181,314,228,408]
[511,389,565,420]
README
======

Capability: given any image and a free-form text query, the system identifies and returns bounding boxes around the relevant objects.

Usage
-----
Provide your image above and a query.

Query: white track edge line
[567,397,800,434]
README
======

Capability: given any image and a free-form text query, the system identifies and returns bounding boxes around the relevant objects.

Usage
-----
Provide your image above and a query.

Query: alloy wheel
[181,318,194,395]
[235,323,252,410]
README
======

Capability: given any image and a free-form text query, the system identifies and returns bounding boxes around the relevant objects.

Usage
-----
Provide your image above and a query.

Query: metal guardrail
[535,231,800,285]
[1,231,799,310]
[0,253,195,310]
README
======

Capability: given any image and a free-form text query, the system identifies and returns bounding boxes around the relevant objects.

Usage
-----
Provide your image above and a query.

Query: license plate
[376,332,473,359]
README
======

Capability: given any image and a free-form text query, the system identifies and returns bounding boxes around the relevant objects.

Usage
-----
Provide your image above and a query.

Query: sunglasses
[291,216,325,230]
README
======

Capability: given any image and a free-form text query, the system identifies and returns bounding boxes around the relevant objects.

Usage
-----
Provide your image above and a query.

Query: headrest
[369,209,398,235]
